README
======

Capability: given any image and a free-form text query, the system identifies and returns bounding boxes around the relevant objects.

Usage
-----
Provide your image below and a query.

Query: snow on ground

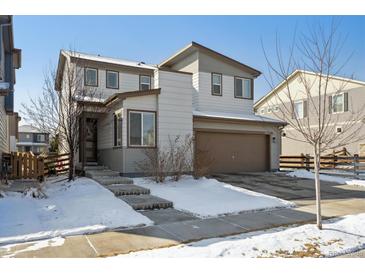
[0,177,152,245]
[287,170,365,187]
[134,176,294,218]
[122,213,365,258]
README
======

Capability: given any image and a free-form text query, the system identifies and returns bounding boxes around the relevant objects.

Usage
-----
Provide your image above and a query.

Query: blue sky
[13,16,365,112]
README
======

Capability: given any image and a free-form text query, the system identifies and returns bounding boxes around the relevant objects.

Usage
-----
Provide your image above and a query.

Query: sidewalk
[1,198,364,258]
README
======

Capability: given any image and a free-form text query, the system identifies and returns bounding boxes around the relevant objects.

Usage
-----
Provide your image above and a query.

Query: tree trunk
[68,151,75,181]
[313,143,322,229]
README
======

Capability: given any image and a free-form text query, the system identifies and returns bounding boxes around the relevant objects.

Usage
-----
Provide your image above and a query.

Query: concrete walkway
[0,207,317,258]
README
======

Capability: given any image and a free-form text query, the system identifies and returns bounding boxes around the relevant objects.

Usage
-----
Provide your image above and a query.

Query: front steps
[119,195,173,210]
[107,184,150,196]
[85,164,173,212]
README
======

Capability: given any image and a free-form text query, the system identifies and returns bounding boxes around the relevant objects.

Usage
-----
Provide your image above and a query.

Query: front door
[85,118,97,162]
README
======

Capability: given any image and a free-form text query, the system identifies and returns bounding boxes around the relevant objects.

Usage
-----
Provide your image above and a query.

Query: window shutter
[303,100,308,118]
[344,92,349,112]
[328,96,332,114]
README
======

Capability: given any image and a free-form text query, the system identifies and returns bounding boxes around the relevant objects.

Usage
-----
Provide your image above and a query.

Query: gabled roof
[55,50,156,91]
[159,41,261,77]
[254,70,365,109]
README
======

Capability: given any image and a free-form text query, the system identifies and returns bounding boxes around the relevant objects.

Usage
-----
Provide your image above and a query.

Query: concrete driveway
[211,172,365,217]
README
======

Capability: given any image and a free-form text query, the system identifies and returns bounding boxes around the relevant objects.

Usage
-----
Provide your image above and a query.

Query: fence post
[305,154,310,171]
[354,154,359,179]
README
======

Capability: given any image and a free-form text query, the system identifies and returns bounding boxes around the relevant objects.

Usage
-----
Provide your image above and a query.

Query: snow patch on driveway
[0,177,152,245]
[287,170,365,187]
[122,213,365,258]
[134,176,294,218]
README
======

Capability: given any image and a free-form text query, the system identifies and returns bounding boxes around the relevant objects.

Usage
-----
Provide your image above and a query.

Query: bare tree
[21,50,100,181]
[262,20,365,229]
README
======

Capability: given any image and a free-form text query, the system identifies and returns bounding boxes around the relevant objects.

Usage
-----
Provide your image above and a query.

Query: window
[140,75,151,90]
[260,108,265,114]
[211,73,222,96]
[26,134,30,139]
[267,107,272,113]
[332,93,345,113]
[235,77,252,99]
[274,106,279,112]
[294,101,304,119]
[128,111,156,147]
[84,68,98,86]
[37,134,45,142]
[106,70,119,89]
[113,113,123,146]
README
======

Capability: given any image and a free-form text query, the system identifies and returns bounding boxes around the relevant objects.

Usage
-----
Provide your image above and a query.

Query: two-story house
[17,125,50,154]
[0,15,21,162]
[254,70,365,156]
[55,42,285,175]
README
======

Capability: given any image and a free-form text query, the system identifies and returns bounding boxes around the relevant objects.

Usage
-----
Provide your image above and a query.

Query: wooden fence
[43,153,70,176]
[7,152,45,180]
[280,154,365,175]
[1,152,70,182]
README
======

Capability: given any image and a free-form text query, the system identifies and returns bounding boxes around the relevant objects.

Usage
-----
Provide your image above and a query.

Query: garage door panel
[195,131,269,173]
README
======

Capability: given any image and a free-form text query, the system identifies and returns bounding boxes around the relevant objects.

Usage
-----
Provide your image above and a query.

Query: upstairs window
[84,67,98,87]
[37,134,45,142]
[330,93,348,113]
[106,70,119,89]
[140,75,151,90]
[293,100,305,119]
[211,73,222,96]
[235,77,253,99]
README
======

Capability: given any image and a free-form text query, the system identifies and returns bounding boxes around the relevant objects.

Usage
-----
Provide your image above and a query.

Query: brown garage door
[195,131,270,174]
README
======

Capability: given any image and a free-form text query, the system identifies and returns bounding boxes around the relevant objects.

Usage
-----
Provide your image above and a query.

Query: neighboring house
[254,70,365,156]
[55,42,285,175]
[17,125,50,155]
[0,15,21,161]
[8,112,20,152]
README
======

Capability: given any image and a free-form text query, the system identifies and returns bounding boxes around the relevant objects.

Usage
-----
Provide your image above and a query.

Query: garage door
[195,131,270,174]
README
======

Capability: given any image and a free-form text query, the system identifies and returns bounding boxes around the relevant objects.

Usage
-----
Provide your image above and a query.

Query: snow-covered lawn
[134,176,294,218]
[287,170,365,187]
[122,213,365,258]
[0,177,152,245]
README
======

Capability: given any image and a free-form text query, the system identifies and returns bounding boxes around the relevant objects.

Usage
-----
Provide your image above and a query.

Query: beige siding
[155,70,193,149]
[78,63,155,100]
[197,72,253,113]
[256,72,365,156]
[0,97,9,154]
[122,94,158,147]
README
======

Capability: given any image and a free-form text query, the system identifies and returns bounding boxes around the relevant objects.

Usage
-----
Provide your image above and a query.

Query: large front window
[235,77,252,99]
[128,111,156,147]
[85,67,98,86]
[332,93,344,113]
[211,73,222,96]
